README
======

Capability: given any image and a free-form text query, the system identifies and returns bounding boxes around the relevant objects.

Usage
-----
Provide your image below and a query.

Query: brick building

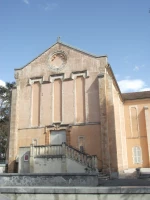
[8,40,150,177]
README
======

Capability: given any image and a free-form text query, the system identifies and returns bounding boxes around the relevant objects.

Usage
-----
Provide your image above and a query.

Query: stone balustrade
[65,144,97,170]
[32,144,63,157]
[30,143,97,170]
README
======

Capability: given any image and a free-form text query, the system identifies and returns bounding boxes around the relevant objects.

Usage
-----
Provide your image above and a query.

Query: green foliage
[0,82,15,159]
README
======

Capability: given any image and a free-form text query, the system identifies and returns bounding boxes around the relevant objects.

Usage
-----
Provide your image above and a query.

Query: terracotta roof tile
[122,91,150,100]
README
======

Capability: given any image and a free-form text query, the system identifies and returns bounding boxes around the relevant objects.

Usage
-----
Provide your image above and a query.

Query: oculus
[49,51,67,72]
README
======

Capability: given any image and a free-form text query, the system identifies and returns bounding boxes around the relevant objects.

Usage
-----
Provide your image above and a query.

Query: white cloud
[23,0,29,5]
[118,79,146,93]
[133,64,145,72]
[0,80,5,87]
[133,66,139,71]
[140,88,150,92]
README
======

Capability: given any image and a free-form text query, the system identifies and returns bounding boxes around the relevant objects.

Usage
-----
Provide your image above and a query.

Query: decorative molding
[18,122,100,130]
[71,70,89,80]
[49,74,64,83]
[29,77,43,85]
[48,50,67,72]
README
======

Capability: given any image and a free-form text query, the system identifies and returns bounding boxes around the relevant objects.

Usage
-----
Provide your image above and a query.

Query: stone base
[1,186,150,200]
[0,173,98,187]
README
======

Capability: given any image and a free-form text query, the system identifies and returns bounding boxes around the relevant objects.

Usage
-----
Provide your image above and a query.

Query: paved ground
[99,178,150,186]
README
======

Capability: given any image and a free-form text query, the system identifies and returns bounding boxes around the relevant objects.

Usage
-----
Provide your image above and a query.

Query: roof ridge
[58,41,107,58]
[123,91,150,94]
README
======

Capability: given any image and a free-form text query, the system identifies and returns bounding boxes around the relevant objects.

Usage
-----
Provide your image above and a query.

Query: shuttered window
[132,146,142,164]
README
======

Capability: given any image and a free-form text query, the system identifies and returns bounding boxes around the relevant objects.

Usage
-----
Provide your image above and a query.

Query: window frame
[132,146,142,164]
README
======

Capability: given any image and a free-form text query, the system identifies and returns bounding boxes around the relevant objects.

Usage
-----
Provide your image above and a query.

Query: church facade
[8,41,150,177]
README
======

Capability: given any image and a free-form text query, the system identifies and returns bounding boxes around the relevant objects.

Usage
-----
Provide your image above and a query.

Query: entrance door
[50,130,66,145]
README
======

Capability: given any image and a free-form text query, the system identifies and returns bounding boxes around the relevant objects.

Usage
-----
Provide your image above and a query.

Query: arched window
[132,146,142,164]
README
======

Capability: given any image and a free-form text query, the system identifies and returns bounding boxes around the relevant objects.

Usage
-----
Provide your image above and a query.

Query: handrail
[31,143,97,170]
[64,143,92,156]
[34,144,62,147]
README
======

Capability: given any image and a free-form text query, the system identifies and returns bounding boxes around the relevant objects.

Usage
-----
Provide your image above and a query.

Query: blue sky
[0,0,150,92]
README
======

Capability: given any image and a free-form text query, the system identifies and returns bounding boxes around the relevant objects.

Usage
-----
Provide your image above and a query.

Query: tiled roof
[122,91,150,100]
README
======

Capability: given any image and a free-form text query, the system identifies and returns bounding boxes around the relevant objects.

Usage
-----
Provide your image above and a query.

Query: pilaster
[98,73,110,174]
[144,106,150,166]
[30,144,34,173]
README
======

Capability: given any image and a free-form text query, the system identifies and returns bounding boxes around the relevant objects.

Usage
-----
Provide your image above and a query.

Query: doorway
[50,130,66,145]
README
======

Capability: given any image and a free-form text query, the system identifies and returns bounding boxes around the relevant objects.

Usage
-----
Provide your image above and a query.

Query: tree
[0,82,15,160]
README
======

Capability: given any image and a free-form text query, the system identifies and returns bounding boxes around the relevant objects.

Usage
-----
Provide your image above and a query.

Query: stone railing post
[94,156,98,171]
[61,143,67,172]
[62,143,66,155]
[30,144,34,173]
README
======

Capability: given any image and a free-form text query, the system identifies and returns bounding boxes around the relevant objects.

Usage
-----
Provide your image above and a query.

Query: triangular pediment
[15,41,106,71]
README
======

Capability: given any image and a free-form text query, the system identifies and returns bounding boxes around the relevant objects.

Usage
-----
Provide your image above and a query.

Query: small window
[78,136,85,152]
[24,154,29,162]
[132,146,142,164]
[80,146,84,152]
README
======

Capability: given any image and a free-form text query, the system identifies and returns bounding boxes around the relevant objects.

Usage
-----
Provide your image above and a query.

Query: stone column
[98,73,110,174]
[144,106,150,166]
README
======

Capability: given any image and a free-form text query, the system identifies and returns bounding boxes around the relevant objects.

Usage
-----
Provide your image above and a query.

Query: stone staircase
[98,172,110,180]
[30,143,98,173]
[137,168,150,179]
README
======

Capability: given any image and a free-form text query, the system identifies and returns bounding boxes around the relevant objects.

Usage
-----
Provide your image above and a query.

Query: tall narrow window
[31,82,40,126]
[130,107,139,137]
[78,136,85,152]
[132,146,142,164]
[54,79,62,122]
[76,76,85,123]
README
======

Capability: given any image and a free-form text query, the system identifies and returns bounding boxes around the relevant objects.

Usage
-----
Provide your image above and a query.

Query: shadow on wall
[8,160,18,173]
[89,75,119,175]
[86,76,119,174]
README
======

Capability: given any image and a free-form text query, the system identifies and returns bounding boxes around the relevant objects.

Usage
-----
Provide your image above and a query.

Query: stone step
[139,175,150,179]
[98,173,110,180]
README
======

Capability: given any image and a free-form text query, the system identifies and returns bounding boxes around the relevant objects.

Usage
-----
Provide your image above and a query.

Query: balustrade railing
[30,143,97,170]
[31,144,63,157]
